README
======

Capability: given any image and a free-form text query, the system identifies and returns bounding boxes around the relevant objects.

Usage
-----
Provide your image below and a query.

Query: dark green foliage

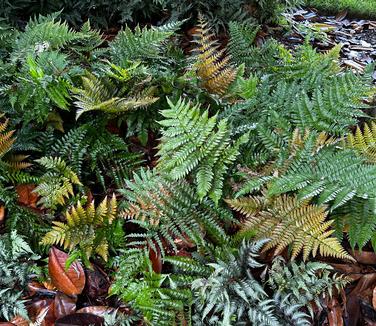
[0,6,374,325]
[157,98,249,203]
[0,231,39,321]
[120,169,231,256]
[111,248,192,326]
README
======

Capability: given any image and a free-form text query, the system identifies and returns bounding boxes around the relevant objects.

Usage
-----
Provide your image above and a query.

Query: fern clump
[41,195,119,264]
[110,248,192,326]
[268,257,349,317]
[191,239,310,325]
[157,97,248,203]
[120,169,230,256]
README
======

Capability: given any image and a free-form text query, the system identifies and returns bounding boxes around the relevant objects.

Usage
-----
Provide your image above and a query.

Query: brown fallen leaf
[373,286,376,310]
[352,250,376,265]
[0,205,5,223]
[149,246,162,274]
[346,273,376,326]
[84,264,110,302]
[327,297,344,326]
[16,184,38,208]
[9,315,28,326]
[54,292,76,319]
[26,298,55,326]
[49,247,85,296]
[55,313,104,326]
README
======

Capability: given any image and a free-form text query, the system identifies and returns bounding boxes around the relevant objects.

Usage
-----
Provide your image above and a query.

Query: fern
[238,130,376,211]
[191,239,310,325]
[34,156,82,210]
[192,17,237,95]
[226,193,352,261]
[73,72,158,120]
[110,248,192,326]
[14,12,78,58]
[346,121,376,163]
[110,21,181,65]
[0,231,38,321]
[120,169,230,257]
[331,197,376,251]
[157,97,249,203]
[268,257,349,317]
[41,195,118,264]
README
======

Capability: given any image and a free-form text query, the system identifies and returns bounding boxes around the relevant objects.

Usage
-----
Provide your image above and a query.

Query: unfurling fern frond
[41,195,118,263]
[120,169,230,257]
[73,72,158,120]
[34,156,82,209]
[346,121,376,163]
[192,17,237,95]
[157,98,248,203]
[226,193,352,261]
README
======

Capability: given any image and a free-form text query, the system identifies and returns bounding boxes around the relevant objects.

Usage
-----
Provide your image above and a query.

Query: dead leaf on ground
[49,247,85,296]
[55,313,104,326]
[327,297,344,326]
[16,184,38,208]
[54,292,76,319]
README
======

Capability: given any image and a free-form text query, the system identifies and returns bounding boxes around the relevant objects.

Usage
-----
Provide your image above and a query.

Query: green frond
[110,21,181,64]
[34,156,82,210]
[157,97,248,203]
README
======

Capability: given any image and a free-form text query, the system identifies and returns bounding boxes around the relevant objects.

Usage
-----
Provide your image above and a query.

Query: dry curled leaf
[16,184,38,208]
[54,292,77,319]
[49,247,85,296]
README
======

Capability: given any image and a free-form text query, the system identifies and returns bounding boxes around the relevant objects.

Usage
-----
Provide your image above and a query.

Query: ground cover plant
[306,0,376,19]
[1,0,376,325]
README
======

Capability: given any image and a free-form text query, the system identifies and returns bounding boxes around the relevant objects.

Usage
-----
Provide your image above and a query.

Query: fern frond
[192,17,237,95]
[73,72,158,120]
[120,169,230,256]
[157,97,248,203]
[227,194,352,261]
[110,21,181,64]
[346,121,376,163]
[34,156,81,209]
[41,195,117,262]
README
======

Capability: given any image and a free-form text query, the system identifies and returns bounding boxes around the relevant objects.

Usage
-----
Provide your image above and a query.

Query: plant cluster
[0,4,374,325]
